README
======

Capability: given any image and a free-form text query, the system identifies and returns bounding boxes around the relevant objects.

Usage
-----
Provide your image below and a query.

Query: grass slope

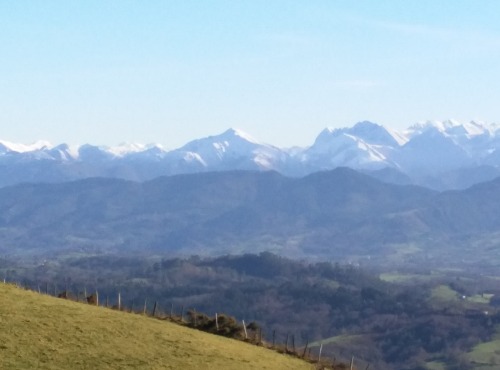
[468,325,500,369]
[0,284,313,370]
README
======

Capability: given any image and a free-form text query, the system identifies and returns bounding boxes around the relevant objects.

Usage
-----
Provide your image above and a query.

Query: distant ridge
[2,120,500,190]
[2,168,500,266]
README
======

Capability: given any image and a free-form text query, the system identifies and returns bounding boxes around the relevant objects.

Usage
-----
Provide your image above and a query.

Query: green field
[379,272,432,283]
[467,293,494,304]
[309,334,363,347]
[0,283,313,370]
[430,284,493,307]
[468,326,500,369]
[430,284,459,302]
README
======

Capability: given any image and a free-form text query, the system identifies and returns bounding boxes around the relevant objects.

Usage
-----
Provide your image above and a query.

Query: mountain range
[2,168,500,268]
[3,120,500,190]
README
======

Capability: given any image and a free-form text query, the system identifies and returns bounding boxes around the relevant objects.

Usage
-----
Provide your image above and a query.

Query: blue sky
[2,1,500,148]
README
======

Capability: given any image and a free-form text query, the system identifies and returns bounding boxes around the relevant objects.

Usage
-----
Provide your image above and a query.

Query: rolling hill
[0,283,314,370]
[1,168,500,266]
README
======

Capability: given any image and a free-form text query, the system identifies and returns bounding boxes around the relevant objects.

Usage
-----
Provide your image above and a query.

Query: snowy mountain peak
[349,121,403,147]
[352,120,382,130]
[0,139,52,153]
[446,121,489,138]
[180,128,258,152]
[442,119,461,129]
[314,121,402,148]
[219,128,261,144]
[407,119,490,138]
[407,120,446,135]
[3,119,500,190]
[314,127,342,145]
[108,142,148,157]
[46,143,80,161]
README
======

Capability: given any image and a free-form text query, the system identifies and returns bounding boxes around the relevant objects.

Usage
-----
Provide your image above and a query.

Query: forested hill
[2,168,500,266]
[5,252,500,369]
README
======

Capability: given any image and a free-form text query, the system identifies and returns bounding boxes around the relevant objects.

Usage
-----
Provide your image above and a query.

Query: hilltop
[0,283,314,370]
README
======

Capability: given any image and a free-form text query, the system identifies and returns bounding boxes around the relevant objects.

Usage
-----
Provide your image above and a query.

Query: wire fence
[3,278,373,370]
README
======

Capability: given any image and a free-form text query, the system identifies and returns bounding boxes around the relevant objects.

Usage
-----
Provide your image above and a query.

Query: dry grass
[0,283,313,370]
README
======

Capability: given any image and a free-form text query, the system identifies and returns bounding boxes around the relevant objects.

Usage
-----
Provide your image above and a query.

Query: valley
[4,2,500,369]
[2,140,500,369]
[3,252,500,369]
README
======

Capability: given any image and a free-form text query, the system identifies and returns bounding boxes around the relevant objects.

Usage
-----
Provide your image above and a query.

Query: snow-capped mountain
[0,139,52,154]
[2,120,500,190]
[397,125,473,172]
[300,121,401,172]
[163,128,289,171]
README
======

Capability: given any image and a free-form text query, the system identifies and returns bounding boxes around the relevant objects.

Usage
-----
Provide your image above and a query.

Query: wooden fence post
[242,320,248,339]
[170,303,174,319]
[95,290,99,306]
[215,313,219,331]
[302,339,309,358]
[152,301,158,317]
[118,292,121,310]
[143,299,147,315]
[318,343,323,362]
[84,287,87,303]
[180,305,184,322]
[350,355,354,370]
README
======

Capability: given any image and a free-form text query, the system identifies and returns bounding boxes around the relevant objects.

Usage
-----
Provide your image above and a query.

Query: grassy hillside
[468,325,500,370]
[0,283,313,370]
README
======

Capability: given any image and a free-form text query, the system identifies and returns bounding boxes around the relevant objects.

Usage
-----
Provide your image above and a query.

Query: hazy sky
[2,1,500,148]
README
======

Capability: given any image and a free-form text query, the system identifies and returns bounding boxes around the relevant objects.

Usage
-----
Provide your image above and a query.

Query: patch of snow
[108,142,148,157]
[0,139,52,153]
